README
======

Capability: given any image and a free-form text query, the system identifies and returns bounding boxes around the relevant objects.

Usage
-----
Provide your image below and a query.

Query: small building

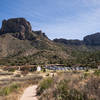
[37,66,41,71]
[98,66,100,70]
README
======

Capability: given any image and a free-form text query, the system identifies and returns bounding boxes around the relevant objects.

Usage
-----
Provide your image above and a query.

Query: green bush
[0,83,20,96]
[94,70,100,76]
[55,80,69,100]
[54,80,89,100]
[8,68,16,72]
[83,72,90,79]
[37,77,53,95]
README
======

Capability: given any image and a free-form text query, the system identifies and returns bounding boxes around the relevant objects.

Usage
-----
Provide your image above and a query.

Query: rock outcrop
[0,18,32,39]
[84,33,100,45]
[0,17,54,58]
[33,30,47,38]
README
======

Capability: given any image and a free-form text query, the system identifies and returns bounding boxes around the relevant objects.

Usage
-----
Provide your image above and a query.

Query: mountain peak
[0,18,32,40]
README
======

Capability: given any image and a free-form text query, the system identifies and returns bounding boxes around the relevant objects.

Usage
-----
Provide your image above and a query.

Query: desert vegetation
[0,49,100,69]
[0,68,43,100]
[37,70,100,100]
[0,17,100,100]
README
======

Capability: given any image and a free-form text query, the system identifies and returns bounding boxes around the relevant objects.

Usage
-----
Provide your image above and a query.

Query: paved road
[20,85,38,100]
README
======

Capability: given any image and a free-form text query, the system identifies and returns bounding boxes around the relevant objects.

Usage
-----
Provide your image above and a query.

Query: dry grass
[0,70,43,100]
[37,70,100,100]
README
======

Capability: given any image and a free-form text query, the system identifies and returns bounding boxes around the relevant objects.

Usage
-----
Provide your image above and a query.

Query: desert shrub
[14,74,21,77]
[54,80,69,100]
[83,72,90,79]
[54,80,88,100]
[42,67,46,72]
[21,70,28,75]
[37,77,54,95]
[94,70,100,76]
[8,68,16,72]
[0,83,20,96]
[84,77,100,100]
[38,72,100,100]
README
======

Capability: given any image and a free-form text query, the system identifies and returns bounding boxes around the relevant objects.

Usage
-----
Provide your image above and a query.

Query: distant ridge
[84,32,100,46]
[54,32,100,46]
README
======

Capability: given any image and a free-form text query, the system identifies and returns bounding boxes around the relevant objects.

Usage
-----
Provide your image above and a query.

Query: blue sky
[0,0,100,40]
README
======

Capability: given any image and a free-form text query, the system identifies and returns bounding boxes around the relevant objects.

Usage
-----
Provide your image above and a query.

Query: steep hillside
[0,18,100,67]
[0,33,37,57]
[0,18,69,65]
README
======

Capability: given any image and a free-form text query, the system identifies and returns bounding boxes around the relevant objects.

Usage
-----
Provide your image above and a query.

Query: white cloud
[31,6,100,40]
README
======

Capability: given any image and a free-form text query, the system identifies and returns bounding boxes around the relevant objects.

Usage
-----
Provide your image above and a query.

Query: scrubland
[37,70,100,100]
[0,68,42,100]
[0,68,100,100]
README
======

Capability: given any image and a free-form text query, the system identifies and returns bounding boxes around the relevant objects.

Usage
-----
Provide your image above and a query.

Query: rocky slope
[0,18,100,66]
[0,18,69,65]
[0,18,56,57]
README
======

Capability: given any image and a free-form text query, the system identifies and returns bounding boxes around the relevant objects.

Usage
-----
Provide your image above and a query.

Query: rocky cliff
[0,18,32,40]
[0,17,68,65]
[83,33,100,45]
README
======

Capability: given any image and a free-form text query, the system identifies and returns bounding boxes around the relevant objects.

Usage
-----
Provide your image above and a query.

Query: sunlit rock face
[0,18,32,40]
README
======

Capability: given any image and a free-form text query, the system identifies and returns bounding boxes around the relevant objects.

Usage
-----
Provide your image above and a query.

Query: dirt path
[20,85,38,100]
